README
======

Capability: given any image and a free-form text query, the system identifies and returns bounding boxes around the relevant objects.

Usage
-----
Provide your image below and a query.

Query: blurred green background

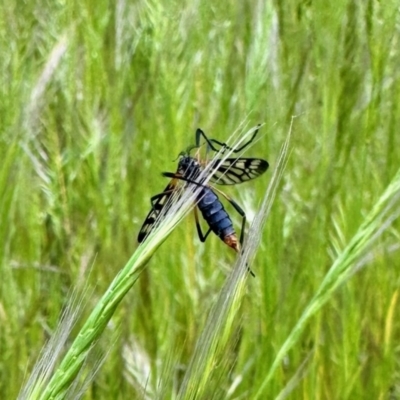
[1,0,400,398]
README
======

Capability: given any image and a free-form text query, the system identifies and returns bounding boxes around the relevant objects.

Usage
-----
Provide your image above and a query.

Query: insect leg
[210,185,255,277]
[195,129,219,151]
[211,186,246,245]
[195,125,261,154]
[194,207,212,242]
[162,172,208,187]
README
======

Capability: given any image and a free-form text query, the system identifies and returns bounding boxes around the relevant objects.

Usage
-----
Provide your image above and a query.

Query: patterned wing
[208,158,269,185]
[137,179,179,243]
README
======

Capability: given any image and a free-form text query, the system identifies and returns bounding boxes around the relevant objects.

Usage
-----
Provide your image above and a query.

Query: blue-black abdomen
[197,187,235,239]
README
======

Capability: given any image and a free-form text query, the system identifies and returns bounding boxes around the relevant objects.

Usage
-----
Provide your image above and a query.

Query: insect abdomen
[197,188,235,240]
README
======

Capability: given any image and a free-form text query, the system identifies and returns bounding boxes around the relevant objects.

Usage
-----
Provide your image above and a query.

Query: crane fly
[137,126,268,268]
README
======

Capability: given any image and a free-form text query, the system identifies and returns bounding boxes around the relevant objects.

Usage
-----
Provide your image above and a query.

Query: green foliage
[1,0,400,399]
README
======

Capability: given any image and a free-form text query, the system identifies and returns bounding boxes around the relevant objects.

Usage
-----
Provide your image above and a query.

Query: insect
[137,126,268,260]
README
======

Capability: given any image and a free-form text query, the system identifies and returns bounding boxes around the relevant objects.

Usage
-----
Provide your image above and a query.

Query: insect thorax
[178,155,202,181]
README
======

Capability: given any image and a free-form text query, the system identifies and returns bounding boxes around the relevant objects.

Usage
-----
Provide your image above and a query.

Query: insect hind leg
[194,207,212,242]
[211,186,255,278]
[211,186,246,246]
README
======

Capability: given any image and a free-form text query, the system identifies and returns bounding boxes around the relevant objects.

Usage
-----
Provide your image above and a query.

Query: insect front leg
[195,125,261,154]
[195,129,220,152]
[162,172,208,189]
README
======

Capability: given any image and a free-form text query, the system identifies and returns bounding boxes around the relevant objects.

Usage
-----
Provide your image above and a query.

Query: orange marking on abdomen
[223,234,241,252]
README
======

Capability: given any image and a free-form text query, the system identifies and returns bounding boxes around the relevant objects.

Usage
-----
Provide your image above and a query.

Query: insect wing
[137,180,178,243]
[209,158,269,185]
